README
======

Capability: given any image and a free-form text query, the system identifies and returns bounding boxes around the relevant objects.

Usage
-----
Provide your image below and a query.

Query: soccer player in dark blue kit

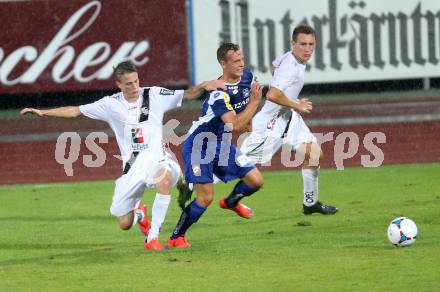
[167,43,264,248]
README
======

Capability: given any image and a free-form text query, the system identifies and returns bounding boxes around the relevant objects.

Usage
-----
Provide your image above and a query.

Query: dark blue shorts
[182,136,255,184]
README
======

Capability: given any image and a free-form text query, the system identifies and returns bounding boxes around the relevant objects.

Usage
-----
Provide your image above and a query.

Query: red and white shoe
[144,238,164,251]
[167,236,191,248]
[219,198,254,219]
[136,204,151,236]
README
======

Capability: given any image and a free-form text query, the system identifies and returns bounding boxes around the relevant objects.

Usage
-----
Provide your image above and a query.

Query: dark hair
[292,24,315,41]
[113,60,137,80]
[217,42,240,63]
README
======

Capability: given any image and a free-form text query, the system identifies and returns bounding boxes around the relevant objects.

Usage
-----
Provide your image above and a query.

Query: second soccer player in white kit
[241,24,338,215]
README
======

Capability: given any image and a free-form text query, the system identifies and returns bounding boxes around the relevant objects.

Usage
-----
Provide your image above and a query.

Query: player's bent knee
[308,144,322,166]
[252,174,264,189]
[195,184,215,207]
[156,178,172,194]
[201,195,214,206]
[302,143,322,167]
[119,223,131,230]
[118,217,133,230]
[244,169,264,189]
[196,194,214,207]
[155,170,173,194]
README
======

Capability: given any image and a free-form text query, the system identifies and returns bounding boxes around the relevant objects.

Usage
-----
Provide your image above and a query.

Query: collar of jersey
[224,78,241,86]
[122,91,143,108]
[290,52,306,68]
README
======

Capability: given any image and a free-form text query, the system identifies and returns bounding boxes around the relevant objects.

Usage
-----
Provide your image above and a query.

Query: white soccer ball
[387,217,418,246]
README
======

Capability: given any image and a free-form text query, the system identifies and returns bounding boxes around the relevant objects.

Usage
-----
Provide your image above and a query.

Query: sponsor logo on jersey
[141,107,149,115]
[227,85,239,95]
[131,128,144,143]
[131,128,148,151]
[233,97,250,109]
[243,88,250,98]
[160,88,175,95]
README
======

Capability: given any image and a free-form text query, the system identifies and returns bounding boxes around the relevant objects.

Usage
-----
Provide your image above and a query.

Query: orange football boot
[167,236,192,248]
[219,198,254,219]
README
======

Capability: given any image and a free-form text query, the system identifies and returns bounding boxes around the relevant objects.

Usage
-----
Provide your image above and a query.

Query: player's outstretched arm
[20,106,81,118]
[266,87,312,114]
[183,80,226,100]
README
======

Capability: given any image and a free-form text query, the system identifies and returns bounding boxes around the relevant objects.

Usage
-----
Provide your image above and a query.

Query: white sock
[302,168,319,206]
[132,206,143,227]
[147,193,171,242]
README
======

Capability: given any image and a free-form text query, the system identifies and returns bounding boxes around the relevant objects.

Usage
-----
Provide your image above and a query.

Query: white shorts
[240,112,317,164]
[110,151,181,217]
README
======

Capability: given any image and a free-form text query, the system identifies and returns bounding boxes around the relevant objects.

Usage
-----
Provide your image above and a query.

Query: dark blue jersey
[182,68,256,183]
[199,67,253,115]
[188,68,253,140]
[186,90,233,139]
[223,67,253,114]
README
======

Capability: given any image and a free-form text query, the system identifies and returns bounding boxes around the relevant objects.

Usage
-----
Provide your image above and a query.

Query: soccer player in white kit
[241,24,338,215]
[20,61,225,251]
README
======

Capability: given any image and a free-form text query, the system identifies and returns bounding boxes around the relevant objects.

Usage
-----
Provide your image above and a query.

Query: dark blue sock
[225,181,259,208]
[170,199,206,239]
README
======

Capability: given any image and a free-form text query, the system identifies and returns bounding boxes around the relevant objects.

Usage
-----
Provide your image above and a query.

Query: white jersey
[79,87,183,168]
[252,51,306,137]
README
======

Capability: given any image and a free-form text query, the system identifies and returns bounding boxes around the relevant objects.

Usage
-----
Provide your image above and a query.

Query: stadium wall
[0,0,188,96]
[190,0,440,84]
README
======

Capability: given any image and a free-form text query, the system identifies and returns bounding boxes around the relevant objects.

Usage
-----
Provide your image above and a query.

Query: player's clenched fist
[250,81,263,103]
[20,108,43,116]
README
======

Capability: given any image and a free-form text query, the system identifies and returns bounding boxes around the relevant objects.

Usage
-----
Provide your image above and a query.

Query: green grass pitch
[0,163,439,291]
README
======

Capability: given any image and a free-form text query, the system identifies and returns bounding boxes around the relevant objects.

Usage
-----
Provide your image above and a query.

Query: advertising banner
[190,0,440,84]
[0,0,188,94]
